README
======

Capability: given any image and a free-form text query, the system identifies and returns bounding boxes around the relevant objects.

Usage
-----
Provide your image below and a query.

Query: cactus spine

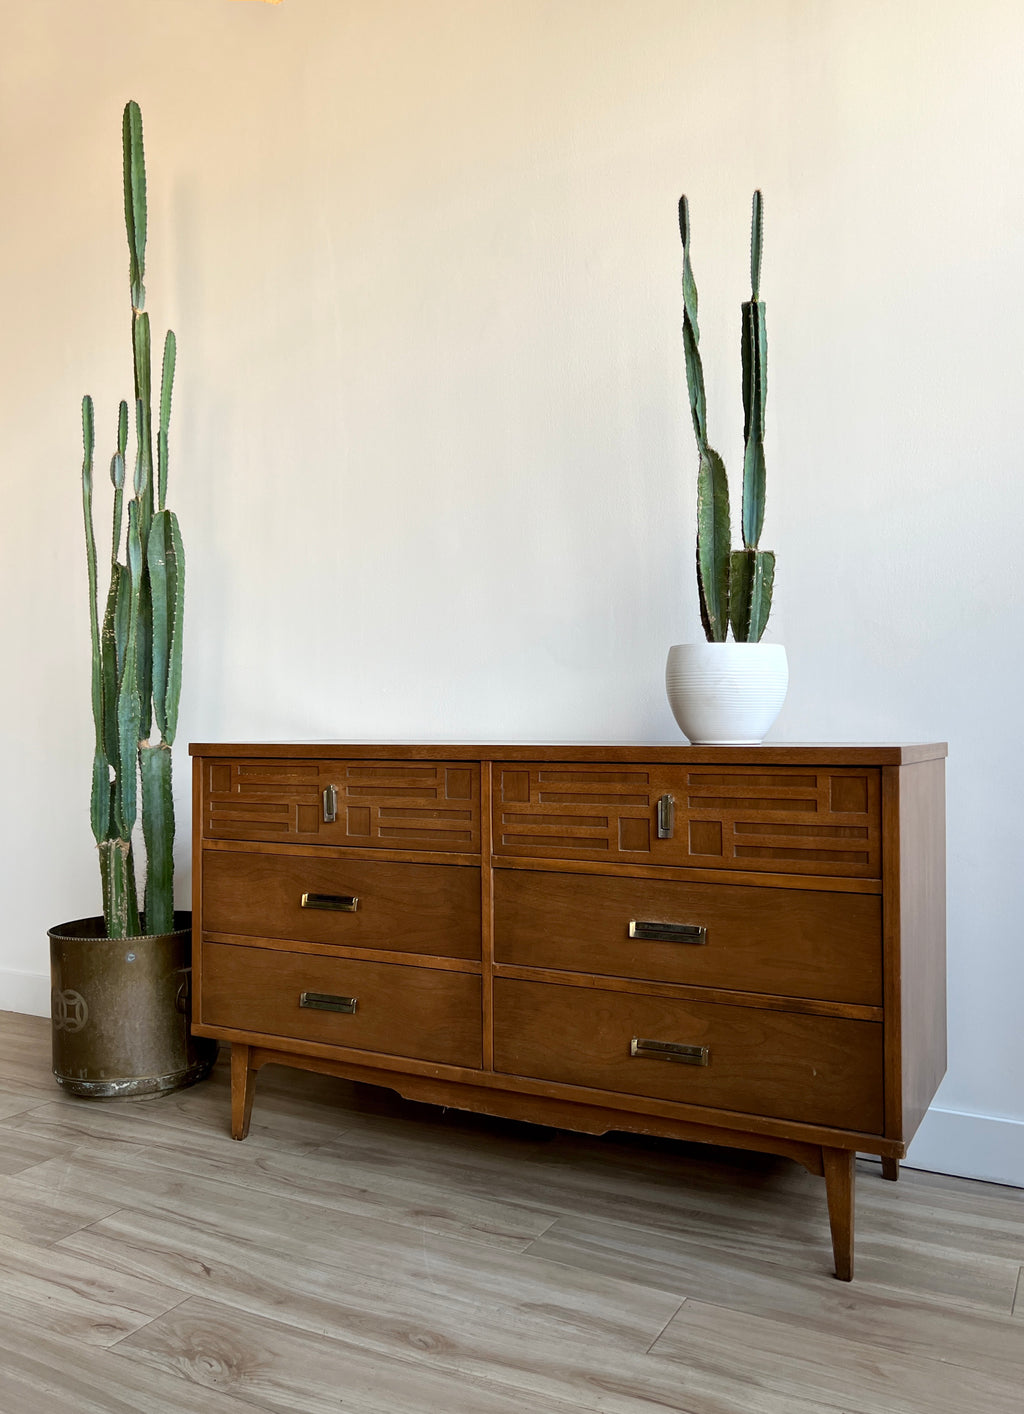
[679,190,775,642]
[82,101,182,939]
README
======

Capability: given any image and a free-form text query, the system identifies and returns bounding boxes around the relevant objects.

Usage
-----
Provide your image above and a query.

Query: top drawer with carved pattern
[492,762,881,877]
[204,758,480,854]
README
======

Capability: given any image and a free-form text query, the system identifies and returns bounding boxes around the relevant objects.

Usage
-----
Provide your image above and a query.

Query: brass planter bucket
[48,911,217,1098]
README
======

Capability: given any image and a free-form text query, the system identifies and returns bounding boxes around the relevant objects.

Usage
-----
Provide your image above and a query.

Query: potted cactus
[47,102,215,1096]
[665,190,789,744]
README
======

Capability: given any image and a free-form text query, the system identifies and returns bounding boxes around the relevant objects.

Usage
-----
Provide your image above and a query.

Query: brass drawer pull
[322,784,338,823]
[300,991,357,1014]
[629,920,706,945]
[301,892,359,913]
[630,1037,709,1066]
[656,793,675,839]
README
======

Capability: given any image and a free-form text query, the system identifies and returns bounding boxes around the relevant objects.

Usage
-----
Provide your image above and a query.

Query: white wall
[2,0,1022,1184]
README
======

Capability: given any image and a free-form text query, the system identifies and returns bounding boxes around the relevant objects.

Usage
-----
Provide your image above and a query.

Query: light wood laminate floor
[0,1010,1021,1413]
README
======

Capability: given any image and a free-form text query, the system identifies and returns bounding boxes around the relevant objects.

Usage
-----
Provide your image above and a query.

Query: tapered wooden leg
[230,1042,257,1141]
[822,1147,855,1281]
[881,1157,900,1182]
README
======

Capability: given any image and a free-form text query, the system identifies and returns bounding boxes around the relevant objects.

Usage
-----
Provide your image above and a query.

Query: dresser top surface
[189,741,947,765]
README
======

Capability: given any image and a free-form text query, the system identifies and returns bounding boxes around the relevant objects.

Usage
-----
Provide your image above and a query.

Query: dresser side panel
[897,757,948,1144]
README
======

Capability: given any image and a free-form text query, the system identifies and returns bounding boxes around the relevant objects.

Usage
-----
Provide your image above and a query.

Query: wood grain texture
[201,941,482,1068]
[493,761,883,877]
[493,976,884,1132]
[0,1011,1019,1414]
[190,742,948,765]
[203,849,481,958]
[650,1299,1024,1414]
[494,868,883,1003]
[204,757,481,852]
[897,758,948,1144]
[492,963,882,1021]
[823,1146,856,1280]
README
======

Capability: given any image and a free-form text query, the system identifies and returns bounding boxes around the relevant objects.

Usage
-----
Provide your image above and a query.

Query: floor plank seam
[643,1296,688,1354]
[1013,1266,1022,1317]
[105,1288,198,1349]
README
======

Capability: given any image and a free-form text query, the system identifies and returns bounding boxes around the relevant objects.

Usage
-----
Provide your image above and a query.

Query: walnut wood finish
[491,976,884,1131]
[494,762,882,877]
[203,850,481,960]
[202,941,482,1069]
[493,869,882,1003]
[203,758,480,852]
[190,742,947,1281]
[822,1146,856,1281]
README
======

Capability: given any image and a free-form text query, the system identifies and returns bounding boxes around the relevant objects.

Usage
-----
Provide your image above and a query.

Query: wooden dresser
[189,742,947,1280]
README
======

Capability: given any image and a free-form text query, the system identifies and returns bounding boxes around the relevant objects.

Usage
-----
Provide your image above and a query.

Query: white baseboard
[899,1107,1024,1189]
[0,971,51,1019]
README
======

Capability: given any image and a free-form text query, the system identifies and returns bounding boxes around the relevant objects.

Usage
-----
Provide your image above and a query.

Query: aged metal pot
[48,911,217,1097]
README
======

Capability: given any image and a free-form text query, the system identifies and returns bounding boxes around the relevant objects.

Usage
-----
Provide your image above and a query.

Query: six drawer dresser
[189,742,947,1280]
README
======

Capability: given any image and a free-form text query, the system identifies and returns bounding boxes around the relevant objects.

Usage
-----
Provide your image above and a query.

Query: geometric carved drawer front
[493,978,885,1133]
[204,759,480,853]
[493,763,881,877]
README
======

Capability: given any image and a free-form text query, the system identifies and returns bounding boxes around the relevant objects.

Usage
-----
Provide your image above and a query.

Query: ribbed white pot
[666,642,789,745]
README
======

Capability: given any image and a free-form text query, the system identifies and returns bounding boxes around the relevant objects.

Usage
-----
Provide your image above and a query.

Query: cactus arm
[678,196,700,342]
[740,190,768,553]
[115,501,143,843]
[750,189,763,302]
[148,513,169,742]
[100,568,124,778]
[140,742,175,935]
[162,510,184,744]
[109,400,128,561]
[697,446,731,642]
[729,548,775,643]
[133,319,153,526]
[680,194,731,641]
[678,196,707,449]
[740,298,768,549]
[157,330,175,513]
[99,838,140,940]
[123,100,146,312]
[130,363,154,743]
[682,315,708,452]
[149,507,184,744]
[81,396,111,850]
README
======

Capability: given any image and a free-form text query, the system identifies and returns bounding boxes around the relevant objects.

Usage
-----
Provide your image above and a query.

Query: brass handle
[629,920,706,945]
[301,892,358,913]
[322,785,338,823]
[656,793,675,839]
[630,1037,709,1066]
[300,991,357,1014]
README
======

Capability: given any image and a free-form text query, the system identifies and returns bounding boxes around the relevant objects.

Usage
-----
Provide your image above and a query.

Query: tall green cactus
[678,191,775,642]
[82,101,183,940]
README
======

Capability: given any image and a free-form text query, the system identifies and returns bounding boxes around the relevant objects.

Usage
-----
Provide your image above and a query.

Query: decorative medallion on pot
[668,190,787,744]
[48,101,215,1095]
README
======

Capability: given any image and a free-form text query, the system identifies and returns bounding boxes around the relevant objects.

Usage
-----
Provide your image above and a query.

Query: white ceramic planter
[666,641,789,744]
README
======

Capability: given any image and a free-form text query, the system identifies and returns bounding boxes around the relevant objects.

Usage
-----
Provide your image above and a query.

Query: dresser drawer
[201,942,482,1066]
[203,851,481,960]
[494,870,881,1005]
[494,762,881,877]
[203,758,480,853]
[493,978,883,1132]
